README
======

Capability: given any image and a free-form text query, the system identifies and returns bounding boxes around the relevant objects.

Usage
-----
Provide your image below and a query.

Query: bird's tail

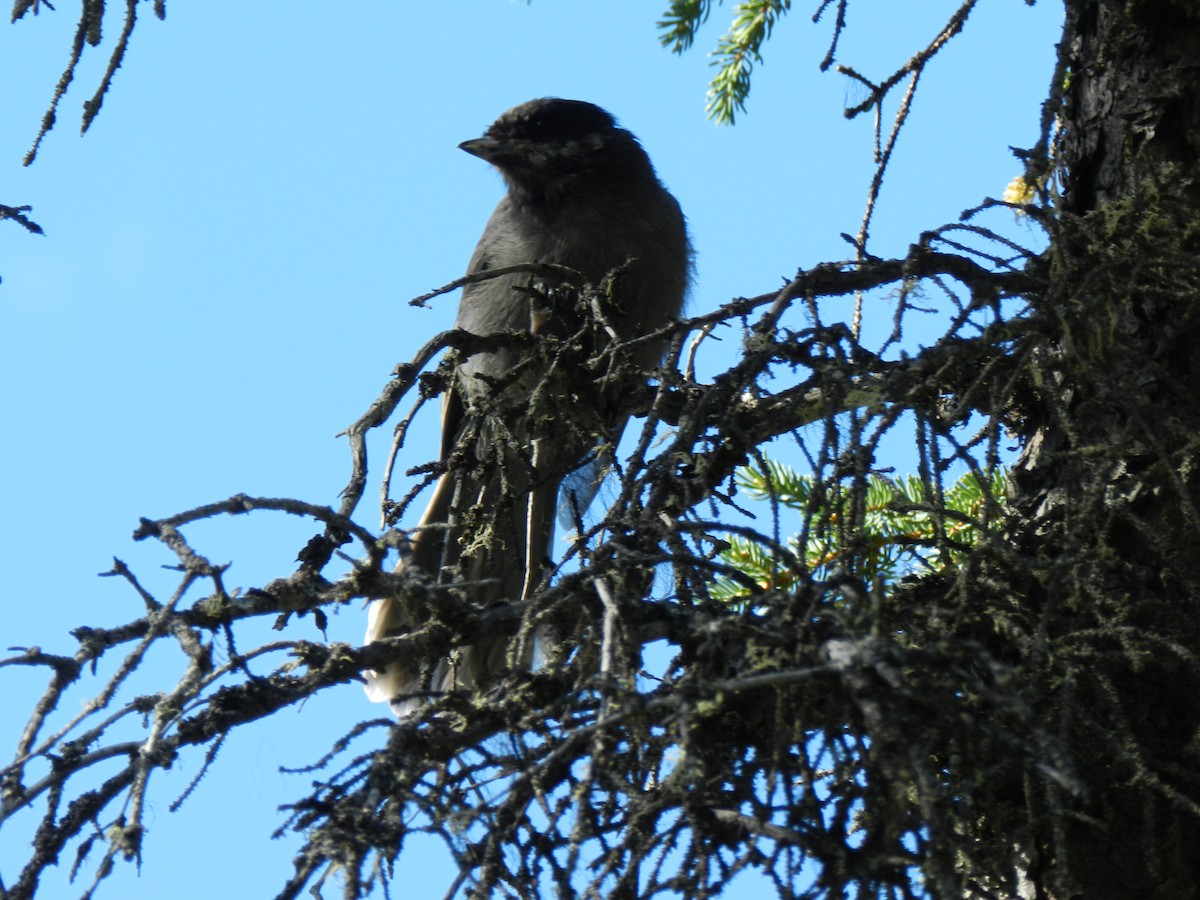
[362,436,559,717]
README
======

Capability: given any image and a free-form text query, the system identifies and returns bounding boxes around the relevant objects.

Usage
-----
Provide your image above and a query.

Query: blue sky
[1,2,1062,897]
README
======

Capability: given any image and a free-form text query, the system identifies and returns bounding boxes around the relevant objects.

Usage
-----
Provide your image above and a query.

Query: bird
[363,98,691,716]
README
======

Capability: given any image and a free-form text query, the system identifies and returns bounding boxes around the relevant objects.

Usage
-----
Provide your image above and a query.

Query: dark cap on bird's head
[459,98,658,202]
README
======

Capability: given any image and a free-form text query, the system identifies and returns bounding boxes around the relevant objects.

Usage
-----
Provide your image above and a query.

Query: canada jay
[364,98,691,716]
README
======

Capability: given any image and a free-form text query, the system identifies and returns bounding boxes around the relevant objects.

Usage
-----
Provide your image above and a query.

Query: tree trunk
[1009,1,1200,895]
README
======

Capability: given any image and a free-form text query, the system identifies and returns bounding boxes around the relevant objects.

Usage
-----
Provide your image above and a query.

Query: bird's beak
[459,137,512,163]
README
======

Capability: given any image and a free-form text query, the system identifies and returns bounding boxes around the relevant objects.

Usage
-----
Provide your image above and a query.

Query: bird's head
[460,98,657,205]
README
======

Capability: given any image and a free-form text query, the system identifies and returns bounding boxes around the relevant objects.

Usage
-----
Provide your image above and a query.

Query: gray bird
[364,98,691,716]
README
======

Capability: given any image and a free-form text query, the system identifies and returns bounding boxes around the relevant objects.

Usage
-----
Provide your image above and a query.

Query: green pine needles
[713,459,1007,606]
[658,0,795,124]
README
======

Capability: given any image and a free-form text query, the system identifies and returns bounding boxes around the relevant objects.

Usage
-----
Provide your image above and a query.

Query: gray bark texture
[1002,1,1200,896]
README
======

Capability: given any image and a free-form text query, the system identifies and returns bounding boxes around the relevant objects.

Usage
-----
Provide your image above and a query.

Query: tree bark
[1009,1,1200,895]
